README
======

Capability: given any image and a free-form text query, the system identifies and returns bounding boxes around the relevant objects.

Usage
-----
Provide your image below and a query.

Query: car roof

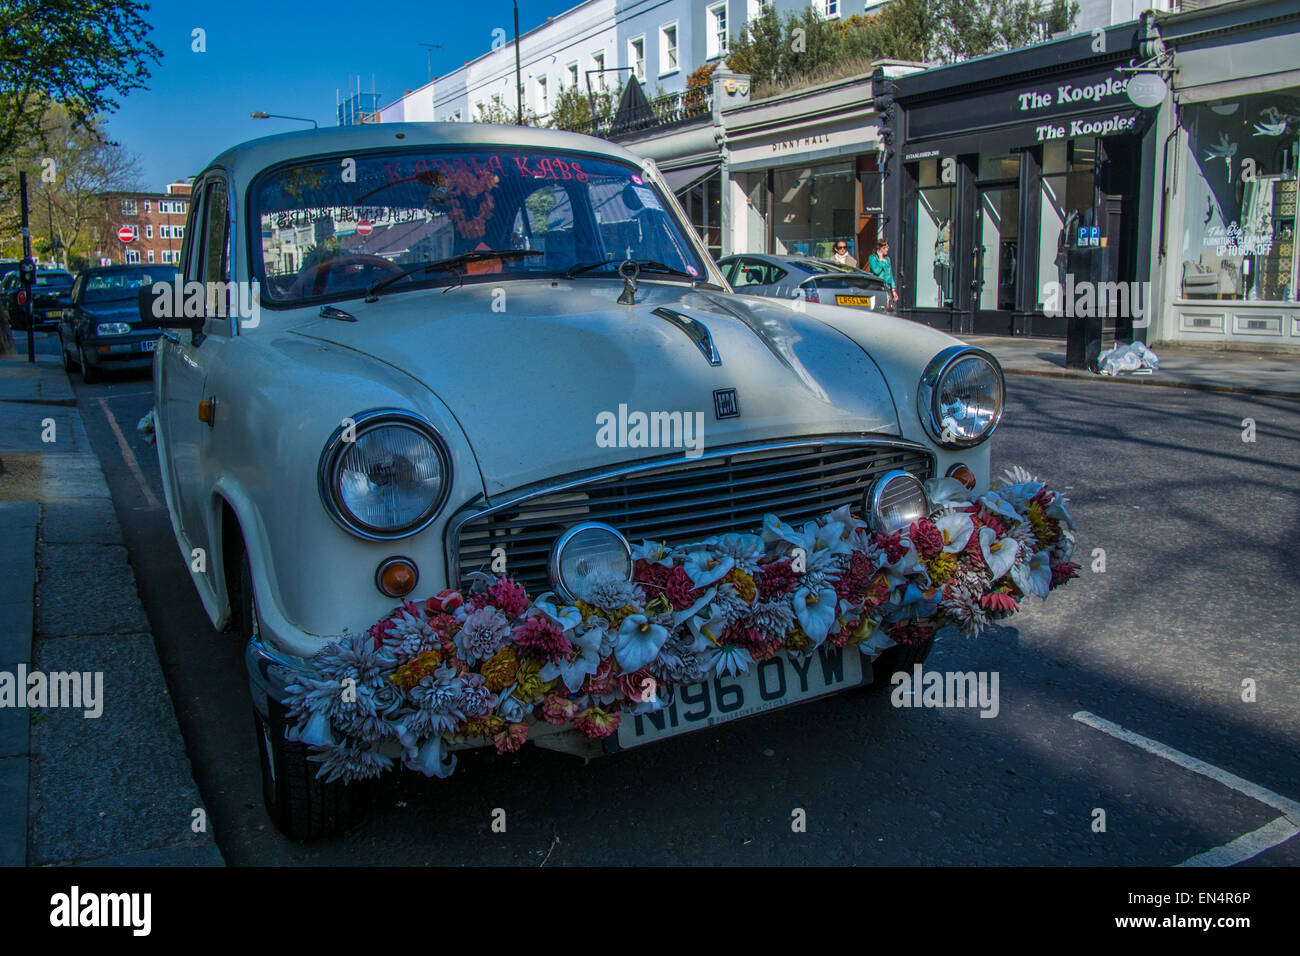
[204,122,653,188]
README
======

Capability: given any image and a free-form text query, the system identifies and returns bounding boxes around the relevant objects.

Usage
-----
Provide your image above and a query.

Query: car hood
[288,279,903,495]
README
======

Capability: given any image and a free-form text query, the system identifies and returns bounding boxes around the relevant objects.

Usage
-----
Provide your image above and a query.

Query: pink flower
[980,591,1018,614]
[757,560,798,598]
[574,706,621,739]
[493,722,528,754]
[512,615,572,662]
[539,694,579,724]
[910,518,944,560]
[422,590,464,615]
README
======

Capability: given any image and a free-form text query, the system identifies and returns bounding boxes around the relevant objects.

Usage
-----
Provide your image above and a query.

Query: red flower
[875,531,907,564]
[472,577,530,617]
[511,615,572,662]
[980,510,1008,537]
[757,560,798,598]
[492,722,528,754]
[1050,561,1080,589]
[539,694,579,724]
[962,529,986,569]
[422,590,464,615]
[620,667,657,702]
[910,518,944,560]
[980,591,1018,614]
[834,551,878,603]
[574,706,621,739]
[890,621,935,647]
[662,565,699,611]
[582,658,620,696]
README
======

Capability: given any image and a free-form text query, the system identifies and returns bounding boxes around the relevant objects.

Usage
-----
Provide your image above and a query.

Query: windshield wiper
[364,249,542,301]
[566,258,697,281]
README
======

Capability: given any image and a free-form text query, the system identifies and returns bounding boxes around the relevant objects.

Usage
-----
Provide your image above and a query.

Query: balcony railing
[562,87,713,140]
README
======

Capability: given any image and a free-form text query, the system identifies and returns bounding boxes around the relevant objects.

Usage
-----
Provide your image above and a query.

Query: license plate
[616,644,865,749]
[45,310,63,319]
[835,294,876,307]
[140,339,157,352]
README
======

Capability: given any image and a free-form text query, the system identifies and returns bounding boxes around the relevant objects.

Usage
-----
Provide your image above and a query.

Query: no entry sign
[118,226,135,242]
[356,220,373,237]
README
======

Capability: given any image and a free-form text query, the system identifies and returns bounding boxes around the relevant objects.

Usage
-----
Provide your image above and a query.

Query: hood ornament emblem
[652,307,722,367]
[617,259,640,305]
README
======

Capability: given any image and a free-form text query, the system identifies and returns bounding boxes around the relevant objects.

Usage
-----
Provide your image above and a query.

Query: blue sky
[103,0,559,190]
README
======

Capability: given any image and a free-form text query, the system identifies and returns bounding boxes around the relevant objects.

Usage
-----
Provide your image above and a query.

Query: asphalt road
[46,330,1300,866]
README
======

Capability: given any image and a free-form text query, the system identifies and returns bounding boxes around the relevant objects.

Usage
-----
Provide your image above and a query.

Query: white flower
[1010,550,1052,599]
[687,608,730,649]
[453,606,511,665]
[825,504,868,539]
[793,586,839,646]
[762,513,818,551]
[532,592,583,631]
[673,586,717,626]
[709,532,766,571]
[615,614,670,673]
[541,626,603,692]
[682,551,734,589]
[979,490,1024,527]
[979,526,1019,581]
[713,644,754,676]
[924,475,973,507]
[631,539,674,566]
[936,513,975,553]
[404,736,456,779]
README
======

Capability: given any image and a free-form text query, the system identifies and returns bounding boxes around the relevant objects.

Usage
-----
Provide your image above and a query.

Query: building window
[567,62,578,90]
[822,0,839,18]
[592,51,605,90]
[143,200,151,213]
[125,249,141,264]
[660,23,678,75]
[911,157,956,310]
[147,249,155,263]
[145,224,153,239]
[120,198,137,216]
[707,3,728,59]
[536,75,549,114]
[1179,89,1300,302]
[629,36,645,82]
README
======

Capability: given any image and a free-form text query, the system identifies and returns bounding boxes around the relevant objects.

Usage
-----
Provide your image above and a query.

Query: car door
[155,175,233,564]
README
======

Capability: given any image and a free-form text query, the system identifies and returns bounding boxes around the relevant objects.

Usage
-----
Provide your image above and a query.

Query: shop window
[679,171,723,258]
[979,150,1020,182]
[1179,89,1299,302]
[772,162,855,259]
[912,157,955,309]
[1037,137,1099,309]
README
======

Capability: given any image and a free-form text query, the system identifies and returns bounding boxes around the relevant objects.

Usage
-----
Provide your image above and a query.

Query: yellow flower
[722,568,757,604]
[1027,502,1052,543]
[607,603,643,629]
[926,552,959,586]
[846,616,876,646]
[463,715,505,738]
[785,625,813,652]
[512,658,554,703]
[389,648,443,691]
[481,647,520,692]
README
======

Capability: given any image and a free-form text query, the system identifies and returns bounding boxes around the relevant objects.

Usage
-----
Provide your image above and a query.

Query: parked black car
[2,267,74,331]
[58,264,178,383]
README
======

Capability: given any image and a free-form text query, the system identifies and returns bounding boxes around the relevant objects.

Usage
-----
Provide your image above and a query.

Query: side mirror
[138,282,204,330]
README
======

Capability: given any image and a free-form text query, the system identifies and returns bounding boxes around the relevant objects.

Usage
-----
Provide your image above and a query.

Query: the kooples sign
[1016,75,1130,113]
[906,68,1146,143]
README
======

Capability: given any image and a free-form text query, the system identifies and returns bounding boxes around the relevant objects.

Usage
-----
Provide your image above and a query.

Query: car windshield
[35,272,73,290]
[252,147,708,304]
[81,267,177,303]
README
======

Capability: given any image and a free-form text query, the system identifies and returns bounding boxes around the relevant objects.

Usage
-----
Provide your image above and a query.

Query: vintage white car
[146,123,1008,839]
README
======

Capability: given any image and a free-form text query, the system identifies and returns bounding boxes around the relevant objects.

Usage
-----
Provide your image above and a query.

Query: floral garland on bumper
[284,468,1078,783]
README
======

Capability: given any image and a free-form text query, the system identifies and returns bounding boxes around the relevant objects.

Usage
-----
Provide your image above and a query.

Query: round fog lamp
[376,556,419,597]
[549,522,632,603]
[946,463,977,490]
[865,470,930,535]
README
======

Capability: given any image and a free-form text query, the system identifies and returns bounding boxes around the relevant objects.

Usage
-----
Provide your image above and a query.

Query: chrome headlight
[549,522,632,603]
[96,322,131,335]
[318,409,451,539]
[865,470,930,535]
[918,346,1005,447]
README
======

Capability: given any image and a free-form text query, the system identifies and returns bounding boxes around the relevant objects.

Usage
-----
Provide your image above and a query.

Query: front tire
[78,341,101,383]
[231,545,355,841]
[59,331,75,372]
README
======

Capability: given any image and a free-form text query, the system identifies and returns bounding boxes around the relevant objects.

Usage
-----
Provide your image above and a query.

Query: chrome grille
[450,439,934,595]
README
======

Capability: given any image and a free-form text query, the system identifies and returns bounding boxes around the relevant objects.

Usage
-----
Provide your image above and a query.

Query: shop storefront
[876,24,1159,340]
[723,74,884,268]
[1152,0,1300,347]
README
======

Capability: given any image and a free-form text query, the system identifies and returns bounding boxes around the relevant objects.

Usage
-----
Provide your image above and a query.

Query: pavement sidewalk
[0,352,222,866]
[964,335,1300,398]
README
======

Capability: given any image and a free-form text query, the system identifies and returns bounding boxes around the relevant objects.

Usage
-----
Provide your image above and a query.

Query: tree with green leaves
[473,94,538,126]
[0,0,161,161]
[547,85,615,134]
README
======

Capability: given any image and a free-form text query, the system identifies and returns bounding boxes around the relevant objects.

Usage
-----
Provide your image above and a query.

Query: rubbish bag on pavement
[1096,341,1159,376]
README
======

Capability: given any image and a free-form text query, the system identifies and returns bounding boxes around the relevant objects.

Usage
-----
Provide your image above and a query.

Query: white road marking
[1073,711,1300,866]
[1177,817,1300,868]
[95,396,161,509]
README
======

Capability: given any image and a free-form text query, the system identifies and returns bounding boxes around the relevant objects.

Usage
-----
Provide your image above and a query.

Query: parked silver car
[716,253,890,311]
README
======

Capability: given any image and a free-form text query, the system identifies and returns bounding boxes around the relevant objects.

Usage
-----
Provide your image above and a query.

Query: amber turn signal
[376,557,419,597]
[197,397,217,425]
[946,463,977,490]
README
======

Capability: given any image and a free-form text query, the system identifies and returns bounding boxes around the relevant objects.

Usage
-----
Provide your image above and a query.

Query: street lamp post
[513,0,523,125]
[250,111,319,129]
